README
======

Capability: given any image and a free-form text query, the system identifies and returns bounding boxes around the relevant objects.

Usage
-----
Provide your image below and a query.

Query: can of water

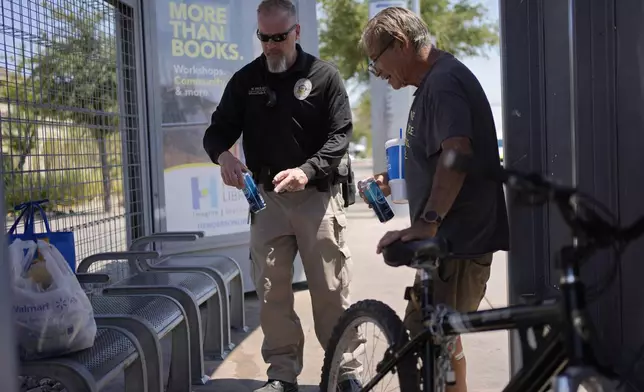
[359,178,395,223]
[242,172,266,214]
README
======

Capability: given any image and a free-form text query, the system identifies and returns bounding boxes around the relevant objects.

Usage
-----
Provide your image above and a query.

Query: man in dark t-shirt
[360,7,509,391]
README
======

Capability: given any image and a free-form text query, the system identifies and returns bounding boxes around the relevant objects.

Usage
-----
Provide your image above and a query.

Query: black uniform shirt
[203,44,353,190]
[406,52,509,255]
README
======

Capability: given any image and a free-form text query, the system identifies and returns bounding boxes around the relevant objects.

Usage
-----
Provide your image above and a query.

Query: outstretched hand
[273,168,309,193]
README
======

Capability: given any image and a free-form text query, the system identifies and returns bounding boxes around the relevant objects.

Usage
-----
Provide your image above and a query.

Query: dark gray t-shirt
[405,52,509,256]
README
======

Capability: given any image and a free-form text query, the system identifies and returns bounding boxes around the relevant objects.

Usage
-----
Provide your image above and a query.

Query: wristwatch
[421,210,443,226]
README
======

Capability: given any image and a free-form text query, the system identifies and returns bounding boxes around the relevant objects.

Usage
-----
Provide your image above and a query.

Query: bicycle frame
[351,158,644,391]
[414,265,568,392]
[361,245,596,392]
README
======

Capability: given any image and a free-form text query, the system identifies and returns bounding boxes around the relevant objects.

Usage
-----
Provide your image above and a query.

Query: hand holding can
[358,178,395,223]
[242,173,266,214]
[358,173,390,205]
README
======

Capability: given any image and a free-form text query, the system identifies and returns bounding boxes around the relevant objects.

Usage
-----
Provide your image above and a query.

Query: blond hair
[359,7,432,55]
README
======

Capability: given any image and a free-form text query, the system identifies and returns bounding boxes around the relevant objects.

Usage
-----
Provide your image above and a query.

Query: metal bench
[129,231,247,351]
[20,273,194,392]
[21,316,149,392]
[88,292,190,392]
[77,251,224,385]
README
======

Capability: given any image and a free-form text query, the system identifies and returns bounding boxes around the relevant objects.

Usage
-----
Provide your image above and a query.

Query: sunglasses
[256,24,297,43]
[368,36,395,76]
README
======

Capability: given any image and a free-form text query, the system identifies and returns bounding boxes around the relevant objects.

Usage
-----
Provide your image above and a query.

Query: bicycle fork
[553,246,618,392]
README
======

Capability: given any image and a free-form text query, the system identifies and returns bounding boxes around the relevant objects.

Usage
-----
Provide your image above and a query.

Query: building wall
[502,0,644,387]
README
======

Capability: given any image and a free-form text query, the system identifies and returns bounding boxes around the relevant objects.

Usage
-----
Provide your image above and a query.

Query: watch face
[424,211,441,223]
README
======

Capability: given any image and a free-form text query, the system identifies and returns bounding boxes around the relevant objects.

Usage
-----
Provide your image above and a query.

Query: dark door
[501,0,644,389]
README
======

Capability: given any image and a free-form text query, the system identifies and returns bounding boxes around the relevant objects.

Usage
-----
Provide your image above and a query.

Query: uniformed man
[202,1,361,391]
[360,7,510,392]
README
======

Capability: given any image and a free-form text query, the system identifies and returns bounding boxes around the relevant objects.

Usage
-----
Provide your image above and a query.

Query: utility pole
[411,0,421,15]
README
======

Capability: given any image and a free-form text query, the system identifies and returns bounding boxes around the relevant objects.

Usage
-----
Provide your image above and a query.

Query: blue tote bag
[7,199,77,272]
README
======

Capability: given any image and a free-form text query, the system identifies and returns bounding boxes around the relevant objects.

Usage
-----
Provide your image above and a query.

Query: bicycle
[320,160,644,392]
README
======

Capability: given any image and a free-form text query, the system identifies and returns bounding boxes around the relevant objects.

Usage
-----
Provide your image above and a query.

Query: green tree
[26,3,118,212]
[351,92,372,152]
[318,0,499,82]
[1,70,38,179]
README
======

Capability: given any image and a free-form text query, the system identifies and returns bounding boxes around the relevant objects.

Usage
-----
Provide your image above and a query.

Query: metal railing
[0,151,18,391]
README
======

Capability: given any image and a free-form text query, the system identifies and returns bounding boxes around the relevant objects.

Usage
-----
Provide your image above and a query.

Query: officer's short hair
[360,7,432,56]
[257,0,297,18]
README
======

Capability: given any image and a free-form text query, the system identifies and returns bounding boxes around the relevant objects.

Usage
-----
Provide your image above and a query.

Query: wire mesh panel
[0,147,19,390]
[0,0,145,267]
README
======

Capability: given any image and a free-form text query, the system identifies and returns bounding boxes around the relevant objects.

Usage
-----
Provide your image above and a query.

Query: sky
[459,0,503,138]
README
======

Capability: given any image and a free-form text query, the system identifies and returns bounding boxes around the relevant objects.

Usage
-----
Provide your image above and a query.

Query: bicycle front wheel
[319,300,420,392]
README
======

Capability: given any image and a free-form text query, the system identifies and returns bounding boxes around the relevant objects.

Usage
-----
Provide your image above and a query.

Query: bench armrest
[77,251,160,273]
[129,232,204,251]
[76,273,110,284]
[149,231,205,238]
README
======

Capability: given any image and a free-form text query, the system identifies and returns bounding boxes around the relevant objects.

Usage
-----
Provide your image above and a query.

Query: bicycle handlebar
[444,151,644,253]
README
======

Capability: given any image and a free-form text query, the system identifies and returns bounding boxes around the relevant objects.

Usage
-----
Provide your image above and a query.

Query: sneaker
[338,378,363,392]
[253,379,299,392]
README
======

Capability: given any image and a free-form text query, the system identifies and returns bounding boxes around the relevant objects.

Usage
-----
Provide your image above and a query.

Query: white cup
[385,137,407,204]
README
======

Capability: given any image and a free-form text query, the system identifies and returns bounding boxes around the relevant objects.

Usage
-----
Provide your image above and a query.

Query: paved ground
[194,162,511,391]
[102,160,510,391]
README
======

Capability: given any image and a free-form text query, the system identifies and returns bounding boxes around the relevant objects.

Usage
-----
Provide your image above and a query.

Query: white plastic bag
[9,238,97,360]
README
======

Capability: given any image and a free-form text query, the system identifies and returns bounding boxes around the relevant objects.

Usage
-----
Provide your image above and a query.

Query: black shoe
[253,379,299,392]
[338,378,363,392]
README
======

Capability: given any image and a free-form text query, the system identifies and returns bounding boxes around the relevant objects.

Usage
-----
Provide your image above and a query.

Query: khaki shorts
[404,253,493,337]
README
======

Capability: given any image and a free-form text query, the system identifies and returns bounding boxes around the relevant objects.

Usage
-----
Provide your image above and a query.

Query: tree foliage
[1,70,38,179]
[318,0,499,83]
[351,92,372,150]
[25,3,119,211]
[30,4,118,121]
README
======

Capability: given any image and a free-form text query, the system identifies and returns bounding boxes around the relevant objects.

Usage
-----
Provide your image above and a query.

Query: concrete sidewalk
[198,181,510,390]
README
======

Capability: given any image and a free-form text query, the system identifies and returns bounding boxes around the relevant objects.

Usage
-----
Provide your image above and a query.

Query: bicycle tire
[319,299,420,392]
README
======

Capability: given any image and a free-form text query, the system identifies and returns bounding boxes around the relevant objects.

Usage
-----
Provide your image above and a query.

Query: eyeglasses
[368,37,395,76]
[256,24,297,43]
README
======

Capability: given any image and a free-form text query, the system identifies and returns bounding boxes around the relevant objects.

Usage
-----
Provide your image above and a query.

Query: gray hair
[257,0,297,18]
[359,7,432,55]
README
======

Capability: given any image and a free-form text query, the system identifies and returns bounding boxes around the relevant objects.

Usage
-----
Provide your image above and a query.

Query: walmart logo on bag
[14,303,50,313]
[191,176,218,210]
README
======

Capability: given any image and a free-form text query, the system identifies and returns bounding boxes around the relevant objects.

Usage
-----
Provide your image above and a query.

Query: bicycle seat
[382,237,450,268]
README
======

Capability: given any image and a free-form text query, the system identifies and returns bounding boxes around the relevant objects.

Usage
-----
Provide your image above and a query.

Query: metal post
[567,0,578,188]
[368,0,413,216]
[410,0,421,113]
[411,0,421,15]
[0,152,20,391]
